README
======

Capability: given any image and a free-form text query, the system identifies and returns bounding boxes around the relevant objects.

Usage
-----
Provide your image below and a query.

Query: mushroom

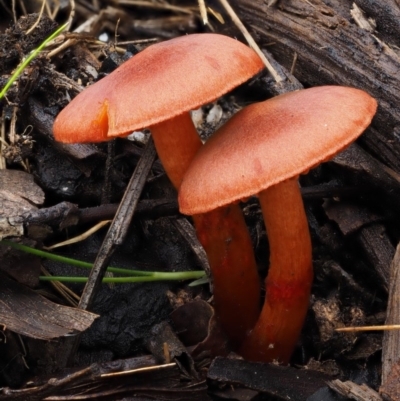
[178,86,377,363]
[53,33,265,346]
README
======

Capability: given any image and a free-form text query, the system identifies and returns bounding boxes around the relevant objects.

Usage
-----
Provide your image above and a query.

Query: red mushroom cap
[179,86,377,215]
[53,34,264,143]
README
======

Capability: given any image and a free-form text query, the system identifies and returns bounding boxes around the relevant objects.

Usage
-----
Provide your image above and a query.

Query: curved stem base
[239,178,313,363]
[193,206,260,347]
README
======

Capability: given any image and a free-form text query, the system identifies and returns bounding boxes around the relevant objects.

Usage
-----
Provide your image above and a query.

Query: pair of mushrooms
[53,33,377,363]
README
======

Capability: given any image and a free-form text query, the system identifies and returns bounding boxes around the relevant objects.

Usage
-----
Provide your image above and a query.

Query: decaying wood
[28,98,103,162]
[0,169,46,239]
[357,224,394,290]
[330,144,400,207]
[233,0,400,172]
[208,356,332,400]
[323,200,394,289]
[329,379,382,401]
[0,169,44,207]
[353,0,400,47]
[0,365,97,401]
[0,271,98,340]
[381,244,400,400]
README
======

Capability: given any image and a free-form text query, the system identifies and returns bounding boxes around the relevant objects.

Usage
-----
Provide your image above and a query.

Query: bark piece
[357,224,394,290]
[28,97,103,162]
[381,243,400,400]
[0,169,46,239]
[0,190,36,220]
[352,0,400,47]
[323,200,383,236]
[145,321,198,379]
[0,365,97,401]
[0,217,23,239]
[0,173,42,228]
[0,240,41,287]
[381,363,400,401]
[329,380,382,401]
[324,200,394,288]
[208,357,331,400]
[233,0,400,172]
[0,169,44,206]
[329,144,400,203]
[0,271,98,340]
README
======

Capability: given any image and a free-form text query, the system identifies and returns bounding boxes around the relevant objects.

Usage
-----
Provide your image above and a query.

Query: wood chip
[328,380,382,401]
[0,271,98,340]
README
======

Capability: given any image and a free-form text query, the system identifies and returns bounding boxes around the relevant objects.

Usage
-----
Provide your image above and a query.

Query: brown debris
[0,169,44,212]
[0,271,98,340]
[0,169,45,239]
[329,380,382,401]
[208,356,332,400]
[381,244,400,400]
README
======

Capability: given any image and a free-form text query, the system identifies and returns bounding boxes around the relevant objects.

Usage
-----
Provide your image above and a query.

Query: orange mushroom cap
[53,34,264,143]
[179,86,377,214]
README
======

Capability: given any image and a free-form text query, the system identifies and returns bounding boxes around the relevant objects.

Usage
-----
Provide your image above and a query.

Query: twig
[172,217,211,277]
[26,0,46,35]
[44,220,112,250]
[0,111,6,169]
[78,137,157,310]
[66,0,75,31]
[216,0,282,82]
[197,0,208,24]
[336,325,400,332]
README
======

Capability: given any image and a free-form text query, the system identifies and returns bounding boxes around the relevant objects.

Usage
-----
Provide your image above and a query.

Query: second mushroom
[179,86,377,363]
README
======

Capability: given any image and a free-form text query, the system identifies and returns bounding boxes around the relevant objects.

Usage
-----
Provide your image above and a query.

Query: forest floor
[0,1,399,400]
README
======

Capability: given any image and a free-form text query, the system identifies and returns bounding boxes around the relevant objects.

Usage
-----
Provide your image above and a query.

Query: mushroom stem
[151,113,202,189]
[151,113,261,346]
[239,178,313,363]
[193,206,261,347]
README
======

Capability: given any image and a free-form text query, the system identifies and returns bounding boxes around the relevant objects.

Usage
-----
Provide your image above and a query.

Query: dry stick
[0,110,6,170]
[216,0,282,83]
[78,137,156,310]
[11,0,16,23]
[25,0,46,35]
[50,138,156,365]
[44,220,112,250]
[197,0,208,24]
[66,0,76,31]
[58,139,156,366]
[60,139,156,366]
[337,325,400,332]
